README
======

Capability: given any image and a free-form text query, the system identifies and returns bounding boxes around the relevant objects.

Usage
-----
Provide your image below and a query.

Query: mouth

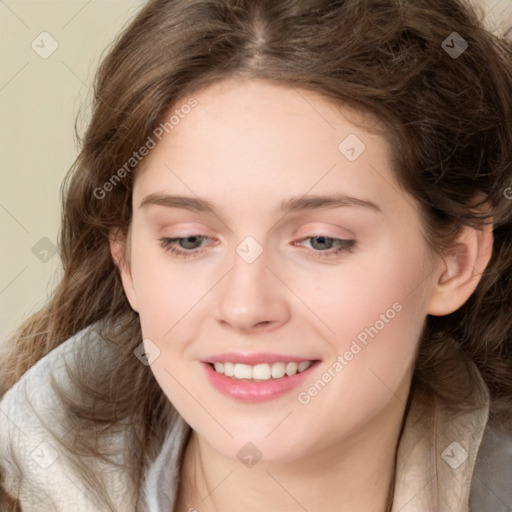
[201,355,321,403]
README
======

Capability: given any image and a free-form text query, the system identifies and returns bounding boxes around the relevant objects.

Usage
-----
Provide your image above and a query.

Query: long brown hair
[2,0,512,509]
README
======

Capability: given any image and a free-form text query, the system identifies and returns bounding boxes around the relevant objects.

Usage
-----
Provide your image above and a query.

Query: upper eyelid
[159,222,355,239]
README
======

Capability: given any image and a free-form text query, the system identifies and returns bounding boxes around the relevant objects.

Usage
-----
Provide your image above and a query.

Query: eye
[295,236,356,259]
[158,234,356,260]
[159,235,213,258]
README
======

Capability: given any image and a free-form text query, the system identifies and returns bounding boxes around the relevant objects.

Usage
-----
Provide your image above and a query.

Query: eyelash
[158,235,356,260]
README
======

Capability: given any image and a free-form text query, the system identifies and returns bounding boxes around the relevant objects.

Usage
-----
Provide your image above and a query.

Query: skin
[111,77,493,512]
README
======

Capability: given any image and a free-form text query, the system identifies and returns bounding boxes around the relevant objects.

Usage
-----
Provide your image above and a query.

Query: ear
[109,227,139,313]
[426,220,493,316]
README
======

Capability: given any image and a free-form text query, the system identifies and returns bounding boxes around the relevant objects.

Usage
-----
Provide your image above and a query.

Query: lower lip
[202,362,319,403]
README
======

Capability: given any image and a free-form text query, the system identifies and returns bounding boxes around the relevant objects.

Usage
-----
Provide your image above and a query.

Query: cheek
[290,238,429,347]
[129,239,209,336]
[289,239,429,407]
[289,267,427,452]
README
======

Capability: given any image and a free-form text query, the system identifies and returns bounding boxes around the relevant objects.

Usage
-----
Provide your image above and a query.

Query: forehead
[132,78,410,218]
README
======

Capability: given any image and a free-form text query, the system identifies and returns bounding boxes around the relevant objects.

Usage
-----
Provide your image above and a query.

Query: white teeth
[233,364,252,379]
[285,362,298,376]
[224,362,235,377]
[298,361,312,373]
[271,362,286,378]
[252,363,272,380]
[212,361,314,380]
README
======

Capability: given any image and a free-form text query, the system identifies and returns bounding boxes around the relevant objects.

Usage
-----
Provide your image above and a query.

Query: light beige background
[0,1,146,342]
[0,0,511,344]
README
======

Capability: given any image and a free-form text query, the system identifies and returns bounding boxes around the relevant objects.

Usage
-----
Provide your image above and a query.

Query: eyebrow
[139,193,382,214]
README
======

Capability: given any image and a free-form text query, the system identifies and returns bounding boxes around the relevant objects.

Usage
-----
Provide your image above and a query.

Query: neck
[175,391,410,512]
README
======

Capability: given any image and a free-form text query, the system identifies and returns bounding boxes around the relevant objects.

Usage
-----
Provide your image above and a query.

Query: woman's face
[118,78,441,463]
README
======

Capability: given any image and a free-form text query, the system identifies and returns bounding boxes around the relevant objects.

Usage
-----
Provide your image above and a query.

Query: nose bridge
[215,235,289,330]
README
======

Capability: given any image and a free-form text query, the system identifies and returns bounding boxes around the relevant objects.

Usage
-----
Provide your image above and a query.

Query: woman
[1,0,512,510]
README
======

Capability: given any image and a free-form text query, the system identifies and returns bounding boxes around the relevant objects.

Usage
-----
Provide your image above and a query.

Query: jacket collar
[391,359,490,511]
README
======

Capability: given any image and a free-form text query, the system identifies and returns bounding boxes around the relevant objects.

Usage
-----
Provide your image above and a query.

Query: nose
[215,243,291,333]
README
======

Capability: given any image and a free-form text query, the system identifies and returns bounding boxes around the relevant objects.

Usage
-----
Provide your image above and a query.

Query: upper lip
[203,353,320,365]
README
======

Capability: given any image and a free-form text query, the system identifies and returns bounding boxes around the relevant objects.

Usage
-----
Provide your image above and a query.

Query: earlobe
[426,221,493,316]
[109,227,139,313]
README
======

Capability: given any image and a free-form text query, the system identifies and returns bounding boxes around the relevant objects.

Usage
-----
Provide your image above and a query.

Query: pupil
[182,236,200,249]
[313,236,332,250]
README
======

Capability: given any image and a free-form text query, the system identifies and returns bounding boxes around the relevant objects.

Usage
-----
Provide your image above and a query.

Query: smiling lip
[201,353,320,403]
